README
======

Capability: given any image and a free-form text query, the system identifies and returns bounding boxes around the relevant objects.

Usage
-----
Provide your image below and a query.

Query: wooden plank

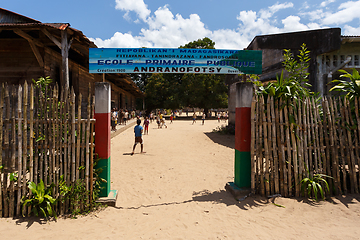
[41,28,62,49]
[336,98,347,193]
[28,41,44,68]
[261,96,270,196]
[355,97,360,192]
[307,98,314,178]
[328,97,340,195]
[283,102,293,196]
[346,96,359,194]
[89,95,95,207]
[294,99,304,187]
[259,96,265,196]
[44,86,49,187]
[28,84,34,216]
[71,88,76,184]
[289,101,299,197]
[22,83,28,216]
[270,96,279,194]
[0,84,4,217]
[13,29,45,48]
[254,95,260,194]
[76,94,82,181]
[343,98,358,193]
[302,98,310,178]
[278,99,287,197]
[86,90,91,203]
[315,99,325,173]
[9,87,16,217]
[3,85,10,218]
[323,98,334,195]
[250,95,256,193]
[53,85,60,215]
[266,96,274,195]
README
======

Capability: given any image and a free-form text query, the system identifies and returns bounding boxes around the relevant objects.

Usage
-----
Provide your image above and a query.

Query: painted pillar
[94,82,111,197]
[234,82,253,188]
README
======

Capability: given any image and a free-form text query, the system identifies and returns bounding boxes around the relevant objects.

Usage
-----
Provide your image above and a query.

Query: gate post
[94,82,111,197]
[234,82,253,188]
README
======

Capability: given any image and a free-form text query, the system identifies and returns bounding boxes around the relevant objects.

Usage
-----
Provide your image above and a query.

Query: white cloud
[343,25,360,35]
[281,15,310,32]
[115,0,151,22]
[322,0,360,25]
[91,0,360,50]
[320,0,336,7]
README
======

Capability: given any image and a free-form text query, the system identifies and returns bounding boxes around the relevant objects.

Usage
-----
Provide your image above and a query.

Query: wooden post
[61,30,69,90]
[234,82,253,188]
[94,83,111,197]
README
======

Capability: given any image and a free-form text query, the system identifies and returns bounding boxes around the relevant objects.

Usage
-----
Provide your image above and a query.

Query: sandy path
[1,119,360,239]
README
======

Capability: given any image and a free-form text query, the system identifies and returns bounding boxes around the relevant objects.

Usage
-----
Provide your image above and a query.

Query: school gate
[90,48,262,199]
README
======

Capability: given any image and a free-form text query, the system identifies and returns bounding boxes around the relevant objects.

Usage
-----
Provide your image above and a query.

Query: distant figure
[123,110,128,125]
[170,113,173,123]
[143,117,149,135]
[202,112,206,125]
[131,119,144,155]
[156,114,161,128]
[161,117,167,128]
[111,108,117,131]
[217,112,221,122]
[192,112,197,124]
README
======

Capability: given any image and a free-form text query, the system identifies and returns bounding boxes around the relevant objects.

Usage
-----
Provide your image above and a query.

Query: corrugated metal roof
[341,36,360,43]
[0,7,40,24]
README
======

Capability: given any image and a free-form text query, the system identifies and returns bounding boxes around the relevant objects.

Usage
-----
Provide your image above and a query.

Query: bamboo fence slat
[0,84,3,217]
[337,98,347,193]
[0,83,95,218]
[251,95,360,198]
[355,97,360,190]
[266,96,275,195]
[250,95,256,193]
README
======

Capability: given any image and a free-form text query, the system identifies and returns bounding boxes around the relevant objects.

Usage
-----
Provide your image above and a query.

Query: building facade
[0,8,143,115]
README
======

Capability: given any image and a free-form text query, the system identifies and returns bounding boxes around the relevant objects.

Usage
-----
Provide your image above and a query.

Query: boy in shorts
[131,119,144,155]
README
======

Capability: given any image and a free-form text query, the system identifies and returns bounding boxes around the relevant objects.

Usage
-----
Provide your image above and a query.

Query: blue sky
[2,0,360,49]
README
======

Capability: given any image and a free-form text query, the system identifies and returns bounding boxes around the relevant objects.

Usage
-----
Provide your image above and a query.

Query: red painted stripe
[95,112,111,159]
[235,107,251,152]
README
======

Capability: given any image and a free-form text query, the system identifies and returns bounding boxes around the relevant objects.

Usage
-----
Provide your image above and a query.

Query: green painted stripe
[97,157,111,197]
[234,150,251,188]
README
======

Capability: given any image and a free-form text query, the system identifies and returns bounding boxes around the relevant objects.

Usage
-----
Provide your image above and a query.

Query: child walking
[143,117,149,135]
[131,119,144,155]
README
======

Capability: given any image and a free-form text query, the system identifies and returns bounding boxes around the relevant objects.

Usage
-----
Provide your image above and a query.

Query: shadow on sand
[204,132,235,149]
[114,189,360,211]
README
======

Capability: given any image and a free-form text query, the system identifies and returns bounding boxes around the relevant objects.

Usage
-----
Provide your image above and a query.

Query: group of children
[131,112,169,155]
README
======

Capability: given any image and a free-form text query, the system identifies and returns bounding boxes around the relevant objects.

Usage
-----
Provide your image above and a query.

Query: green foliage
[300,174,332,201]
[136,37,228,112]
[330,68,360,101]
[21,180,57,219]
[92,156,107,201]
[180,37,215,49]
[9,172,18,182]
[59,176,94,217]
[32,76,53,93]
[255,43,315,101]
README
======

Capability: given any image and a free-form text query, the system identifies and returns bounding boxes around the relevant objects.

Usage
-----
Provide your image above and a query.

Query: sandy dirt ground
[1,118,360,240]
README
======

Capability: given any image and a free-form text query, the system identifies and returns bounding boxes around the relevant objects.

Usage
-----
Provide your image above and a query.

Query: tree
[179,37,228,113]
[134,37,229,113]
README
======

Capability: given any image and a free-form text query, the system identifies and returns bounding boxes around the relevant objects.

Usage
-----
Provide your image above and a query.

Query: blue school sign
[89,48,262,75]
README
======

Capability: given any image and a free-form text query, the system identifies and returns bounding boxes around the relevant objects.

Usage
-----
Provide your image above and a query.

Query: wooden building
[246,28,360,97]
[228,28,360,125]
[0,8,143,114]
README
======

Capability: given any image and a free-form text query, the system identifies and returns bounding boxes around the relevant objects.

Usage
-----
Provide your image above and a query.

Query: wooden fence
[251,95,360,198]
[0,82,95,218]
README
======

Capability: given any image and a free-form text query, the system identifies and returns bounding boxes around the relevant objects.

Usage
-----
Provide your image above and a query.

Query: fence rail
[0,82,95,218]
[251,95,360,197]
